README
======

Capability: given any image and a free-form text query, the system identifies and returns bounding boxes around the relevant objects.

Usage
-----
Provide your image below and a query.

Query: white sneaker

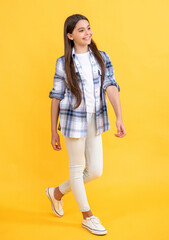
[82,215,107,235]
[46,187,64,217]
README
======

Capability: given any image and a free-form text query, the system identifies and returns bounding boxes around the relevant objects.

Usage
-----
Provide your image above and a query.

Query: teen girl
[46,14,126,236]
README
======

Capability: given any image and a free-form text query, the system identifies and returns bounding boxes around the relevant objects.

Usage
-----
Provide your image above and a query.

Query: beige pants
[59,112,103,212]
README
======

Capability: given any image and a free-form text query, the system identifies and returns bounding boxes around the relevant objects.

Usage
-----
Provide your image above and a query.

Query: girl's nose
[85,29,91,35]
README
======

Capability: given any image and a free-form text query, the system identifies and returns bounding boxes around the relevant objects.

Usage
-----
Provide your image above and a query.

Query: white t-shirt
[76,51,95,113]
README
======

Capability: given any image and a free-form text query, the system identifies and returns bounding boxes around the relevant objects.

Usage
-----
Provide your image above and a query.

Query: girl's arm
[106,85,122,120]
[106,85,126,137]
[51,98,62,150]
[49,57,66,150]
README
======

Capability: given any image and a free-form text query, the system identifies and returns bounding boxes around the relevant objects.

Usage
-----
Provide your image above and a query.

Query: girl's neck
[74,45,89,54]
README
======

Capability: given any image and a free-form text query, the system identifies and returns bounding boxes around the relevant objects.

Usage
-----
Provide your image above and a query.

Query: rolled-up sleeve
[49,58,66,100]
[102,52,120,92]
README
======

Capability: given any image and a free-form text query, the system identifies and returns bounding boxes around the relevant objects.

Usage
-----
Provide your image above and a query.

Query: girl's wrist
[116,116,123,122]
[51,129,58,135]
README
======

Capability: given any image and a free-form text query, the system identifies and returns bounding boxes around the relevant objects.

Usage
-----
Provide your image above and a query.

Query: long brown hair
[64,14,105,109]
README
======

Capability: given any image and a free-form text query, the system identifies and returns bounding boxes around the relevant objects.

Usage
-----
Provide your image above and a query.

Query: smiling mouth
[83,37,91,40]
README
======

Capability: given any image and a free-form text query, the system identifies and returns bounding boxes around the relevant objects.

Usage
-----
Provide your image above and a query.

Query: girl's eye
[79,28,91,32]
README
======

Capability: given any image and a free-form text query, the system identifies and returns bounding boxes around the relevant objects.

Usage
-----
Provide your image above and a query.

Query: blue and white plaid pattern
[49,46,120,138]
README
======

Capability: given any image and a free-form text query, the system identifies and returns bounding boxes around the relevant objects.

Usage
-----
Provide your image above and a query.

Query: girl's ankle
[54,187,64,200]
[83,215,93,219]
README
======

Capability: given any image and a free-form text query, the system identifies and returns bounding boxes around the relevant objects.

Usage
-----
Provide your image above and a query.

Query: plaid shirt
[49,46,120,138]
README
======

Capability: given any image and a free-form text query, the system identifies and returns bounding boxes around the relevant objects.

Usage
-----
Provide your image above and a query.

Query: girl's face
[67,20,93,48]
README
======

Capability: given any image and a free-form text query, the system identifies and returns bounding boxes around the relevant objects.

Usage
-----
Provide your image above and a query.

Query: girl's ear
[67,33,73,40]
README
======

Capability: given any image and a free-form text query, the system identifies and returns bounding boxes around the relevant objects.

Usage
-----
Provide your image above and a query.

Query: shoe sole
[46,188,63,217]
[82,223,107,235]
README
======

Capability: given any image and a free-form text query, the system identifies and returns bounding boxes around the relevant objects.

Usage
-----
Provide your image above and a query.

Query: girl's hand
[51,131,62,151]
[114,119,126,137]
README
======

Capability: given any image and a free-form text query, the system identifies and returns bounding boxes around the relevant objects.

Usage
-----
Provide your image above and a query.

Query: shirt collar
[72,46,92,58]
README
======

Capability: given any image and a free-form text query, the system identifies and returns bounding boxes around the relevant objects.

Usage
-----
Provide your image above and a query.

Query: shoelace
[86,216,102,224]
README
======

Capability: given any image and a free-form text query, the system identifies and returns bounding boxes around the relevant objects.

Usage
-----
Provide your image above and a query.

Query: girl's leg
[63,136,91,213]
[81,113,103,220]
[83,113,103,183]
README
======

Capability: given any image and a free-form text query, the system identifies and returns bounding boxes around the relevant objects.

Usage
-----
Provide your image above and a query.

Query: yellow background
[0,0,169,239]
